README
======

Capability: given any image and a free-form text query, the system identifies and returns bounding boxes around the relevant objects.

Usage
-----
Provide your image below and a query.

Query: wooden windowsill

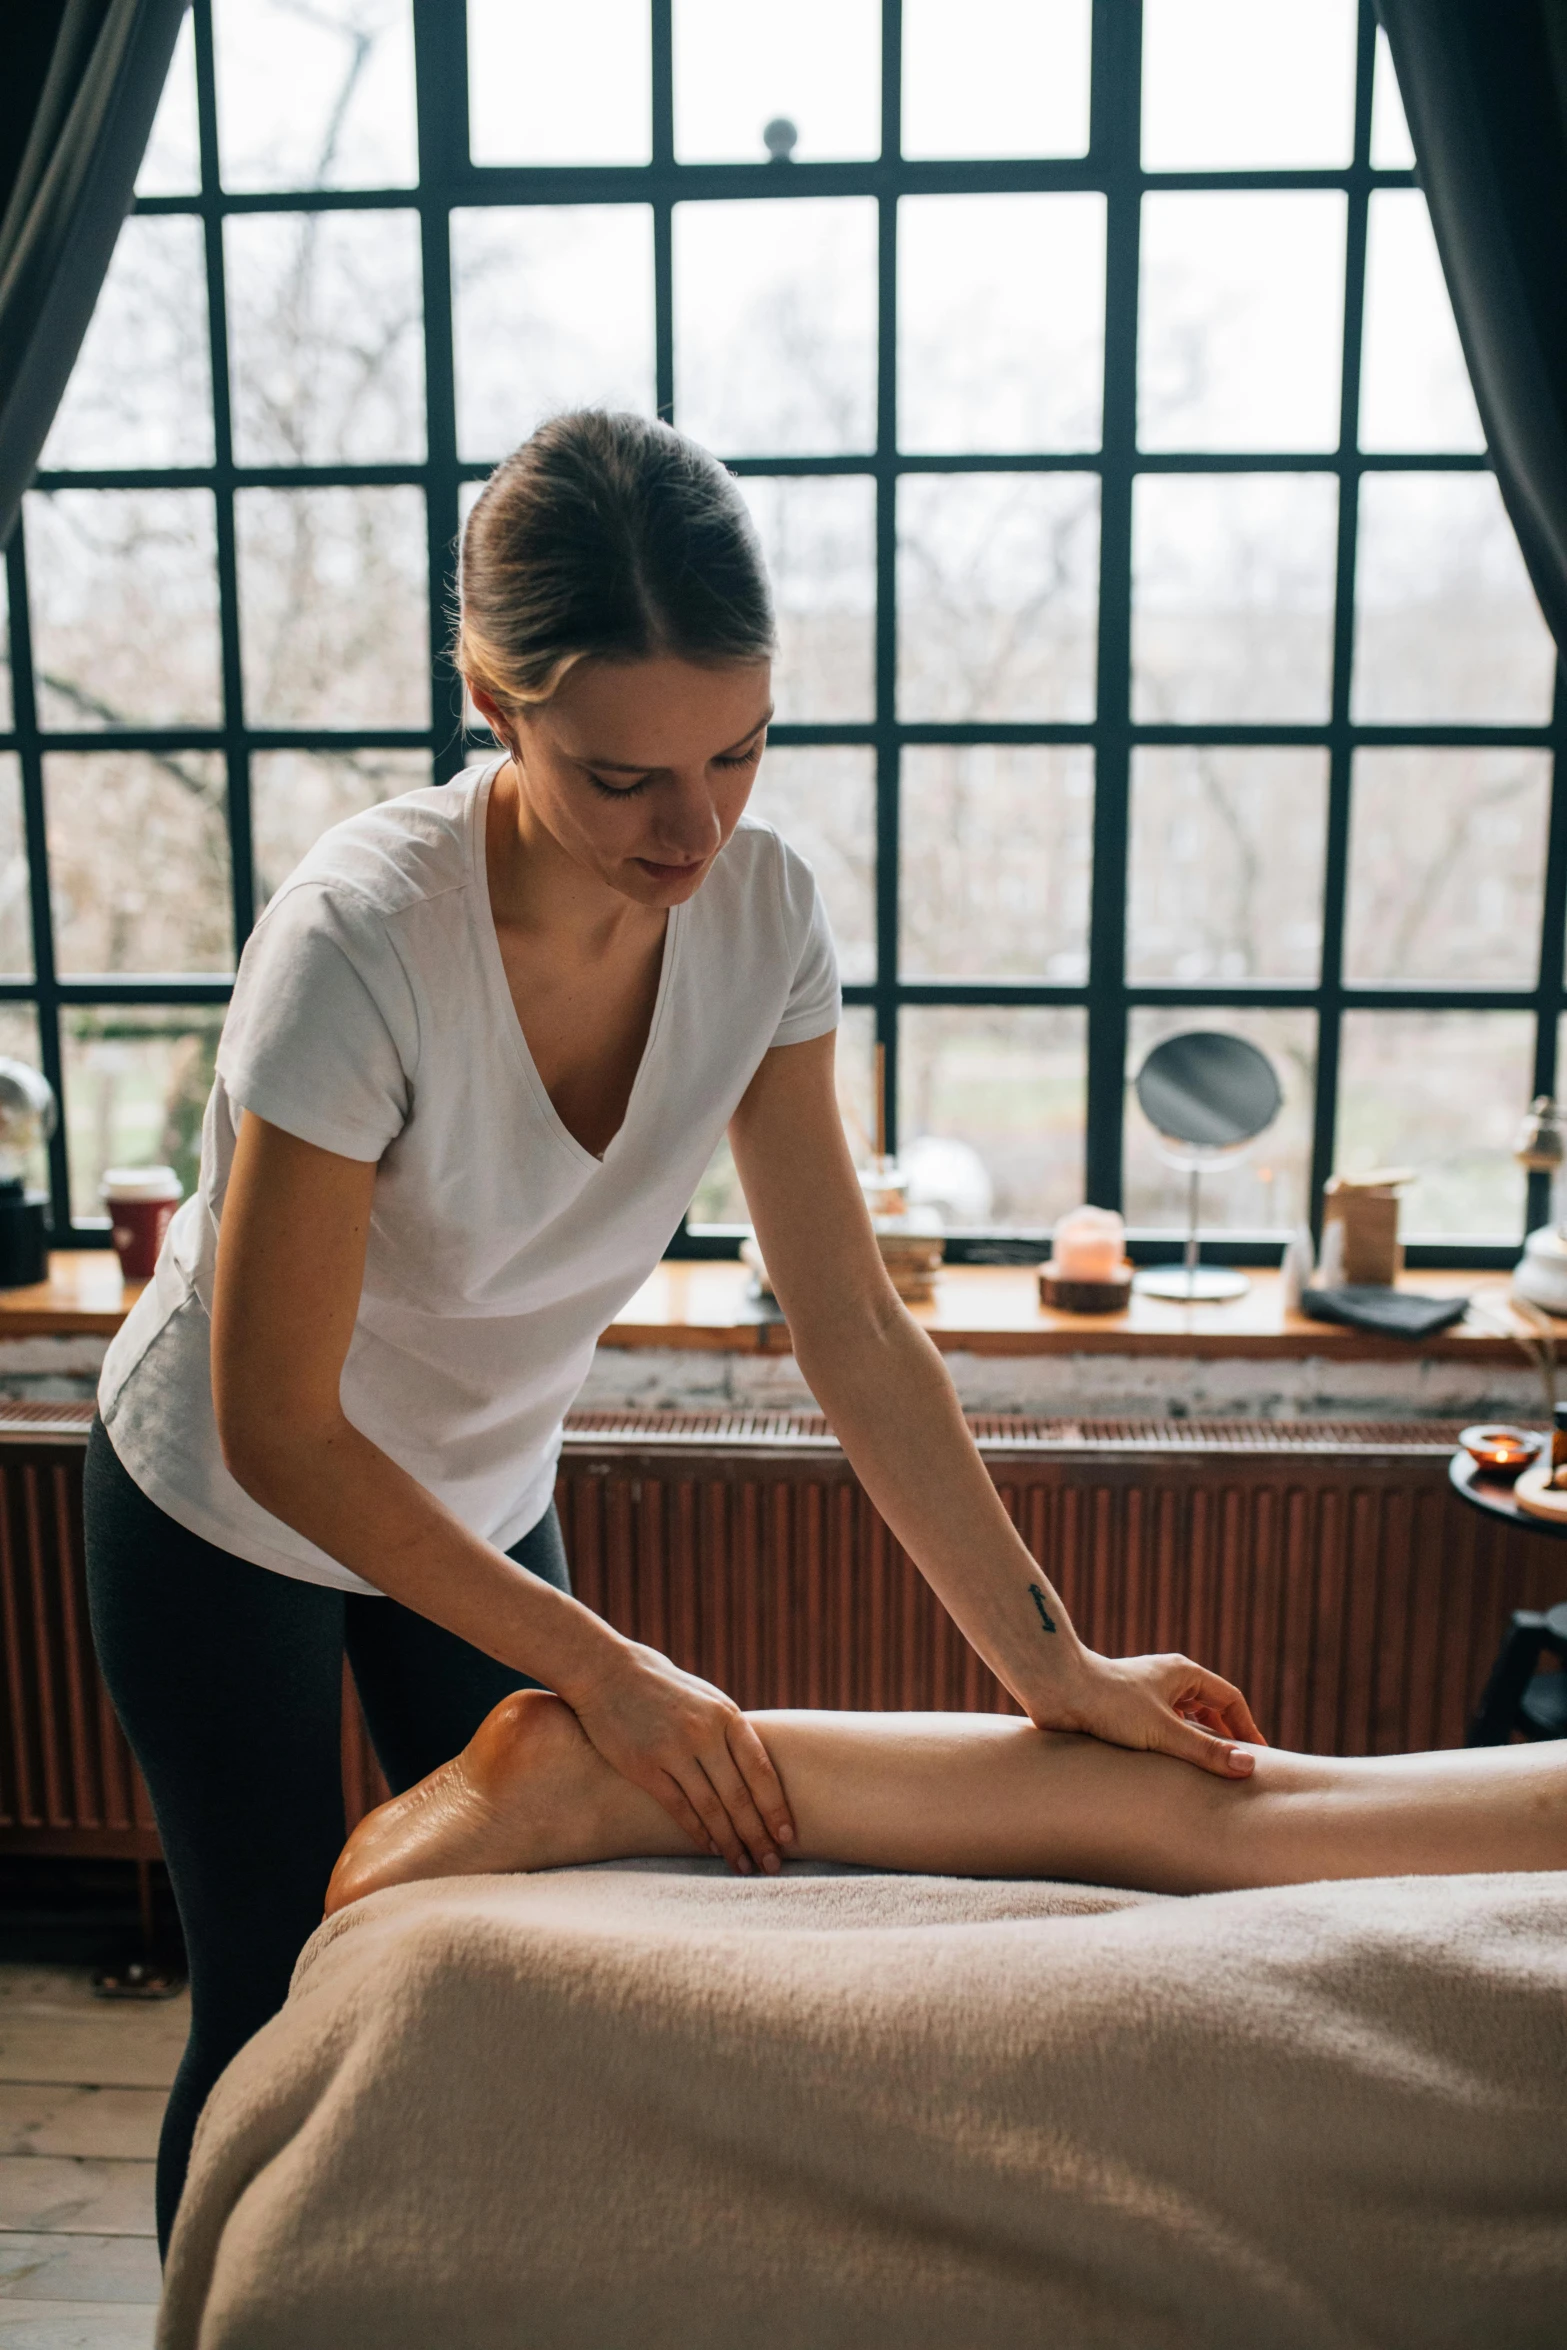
[603,1259,1538,1364]
[0,1251,1540,1366]
[0,1253,148,1336]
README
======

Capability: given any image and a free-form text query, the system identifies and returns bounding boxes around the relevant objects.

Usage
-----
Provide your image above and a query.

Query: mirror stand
[1130,1030,1281,1307]
[1132,1165,1251,1303]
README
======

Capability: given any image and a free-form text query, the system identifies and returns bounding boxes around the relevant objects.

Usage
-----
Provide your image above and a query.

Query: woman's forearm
[793,1296,1087,1715]
[226,1408,621,1694]
[211,1115,797,1872]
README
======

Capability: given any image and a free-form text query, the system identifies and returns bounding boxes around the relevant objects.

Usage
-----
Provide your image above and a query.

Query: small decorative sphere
[762,115,798,161]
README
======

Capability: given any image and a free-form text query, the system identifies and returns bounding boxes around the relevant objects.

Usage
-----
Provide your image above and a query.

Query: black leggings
[82,1417,570,2255]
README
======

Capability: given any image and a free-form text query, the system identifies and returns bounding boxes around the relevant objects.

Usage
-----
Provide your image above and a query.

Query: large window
[3,0,1561,1260]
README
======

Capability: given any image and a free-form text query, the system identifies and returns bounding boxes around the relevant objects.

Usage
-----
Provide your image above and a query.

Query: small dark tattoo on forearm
[1028,1583,1057,1634]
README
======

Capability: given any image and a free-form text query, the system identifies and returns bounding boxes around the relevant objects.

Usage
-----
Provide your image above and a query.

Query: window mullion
[1311,0,1379,1241]
[3,533,71,1238]
[191,0,253,961]
[1528,659,1567,1228]
[412,0,466,782]
[875,0,902,1155]
[652,0,675,419]
[1084,0,1142,1213]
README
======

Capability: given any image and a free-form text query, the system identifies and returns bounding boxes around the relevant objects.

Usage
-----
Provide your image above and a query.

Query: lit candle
[1053,1205,1125,1286]
[1458,1424,1541,1478]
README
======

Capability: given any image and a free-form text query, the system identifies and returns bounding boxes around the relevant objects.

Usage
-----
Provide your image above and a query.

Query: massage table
[158,1861,1567,2349]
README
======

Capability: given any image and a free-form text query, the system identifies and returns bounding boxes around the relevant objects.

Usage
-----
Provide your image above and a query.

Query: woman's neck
[485,758,665,963]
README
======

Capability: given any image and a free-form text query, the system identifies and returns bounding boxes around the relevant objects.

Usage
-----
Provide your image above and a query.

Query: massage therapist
[85,410,1261,2249]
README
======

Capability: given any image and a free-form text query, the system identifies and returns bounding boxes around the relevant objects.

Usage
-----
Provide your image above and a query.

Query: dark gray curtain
[0,0,190,549]
[1376,0,1567,655]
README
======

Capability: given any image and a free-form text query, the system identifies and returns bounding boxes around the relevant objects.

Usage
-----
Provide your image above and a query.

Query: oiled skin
[325,1694,1567,1916]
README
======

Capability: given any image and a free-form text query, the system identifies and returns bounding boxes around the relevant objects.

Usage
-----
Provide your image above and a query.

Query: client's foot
[325,1692,639,1915]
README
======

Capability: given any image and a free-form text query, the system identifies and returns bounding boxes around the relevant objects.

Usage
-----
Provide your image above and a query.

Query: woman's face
[482,655,772,909]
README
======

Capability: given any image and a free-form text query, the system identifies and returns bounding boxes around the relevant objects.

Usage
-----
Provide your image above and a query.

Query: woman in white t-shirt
[84,410,1260,2252]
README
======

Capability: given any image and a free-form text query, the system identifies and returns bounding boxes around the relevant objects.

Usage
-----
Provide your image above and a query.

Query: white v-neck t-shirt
[97,760,840,1593]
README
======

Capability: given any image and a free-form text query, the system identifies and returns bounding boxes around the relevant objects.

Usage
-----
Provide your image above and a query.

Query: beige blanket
[159,1863,1567,2350]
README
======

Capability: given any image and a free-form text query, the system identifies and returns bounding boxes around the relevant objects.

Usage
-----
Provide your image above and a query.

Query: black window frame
[4,0,1562,1264]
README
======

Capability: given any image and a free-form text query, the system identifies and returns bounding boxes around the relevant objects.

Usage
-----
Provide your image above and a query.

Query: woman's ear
[467,680,516,754]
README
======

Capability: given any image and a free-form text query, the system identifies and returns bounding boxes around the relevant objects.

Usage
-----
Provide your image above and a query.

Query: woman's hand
[560,1638,795,1874]
[1031,1649,1267,1776]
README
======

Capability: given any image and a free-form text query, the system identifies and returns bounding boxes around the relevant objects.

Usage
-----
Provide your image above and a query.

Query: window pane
[252,749,431,909]
[675,199,877,456]
[455,478,492,742]
[692,1007,872,1222]
[898,474,1099,721]
[26,490,222,731]
[899,195,1104,453]
[750,747,875,984]
[214,0,416,190]
[0,564,12,733]
[136,11,200,195]
[1126,1010,1316,1232]
[43,218,212,471]
[63,1008,226,1222]
[236,487,429,727]
[738,477,875,722]
[1370,28,1415,170]
[226,211,425,465]
[1351,474,1556,724]
[1359,193,1482,452]
[0,1008,48,1188]
[675,0,879,161]
[0,756,32,977]
[900,747,1091,981]
[1141,0,1356,169]
[452,208,655,463]
[1127,749,1327,982]
[1131,474,1337,723]
[1138,194,1345,452]
[903,0,1090,159]
[835,1005,878,1162]
[1336,1012,1531,1238]
[898,1009,1087,1228]
[469,0,650,164]
[1343,749,1549,988]
[45,753,231,975]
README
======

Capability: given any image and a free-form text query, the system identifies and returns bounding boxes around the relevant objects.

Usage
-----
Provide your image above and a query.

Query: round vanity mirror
[1132,1031,1281,1303]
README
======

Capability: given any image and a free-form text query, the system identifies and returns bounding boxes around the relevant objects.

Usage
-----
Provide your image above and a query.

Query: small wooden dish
[1038,1260,1133,1315]
[1511,1461,1567,1523]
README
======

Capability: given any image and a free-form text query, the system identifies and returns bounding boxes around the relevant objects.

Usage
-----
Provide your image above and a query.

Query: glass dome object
[0,1058,57,1189]
[1131,1031,1282,1303]
[1511,1095,1567,1315]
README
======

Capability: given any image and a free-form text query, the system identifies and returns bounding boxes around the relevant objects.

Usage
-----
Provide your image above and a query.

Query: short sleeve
[217,884,418,1161]
[770,852,841,1048]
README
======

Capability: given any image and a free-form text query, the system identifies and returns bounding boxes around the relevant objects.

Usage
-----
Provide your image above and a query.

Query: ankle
[464,1689,580,1801]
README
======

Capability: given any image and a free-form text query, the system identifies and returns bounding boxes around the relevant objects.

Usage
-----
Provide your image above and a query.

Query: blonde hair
[456,410,776,718]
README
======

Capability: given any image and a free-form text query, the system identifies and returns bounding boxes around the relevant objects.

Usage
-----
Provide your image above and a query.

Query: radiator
[2,1406,1561,1858]
[0,1426,159,1859]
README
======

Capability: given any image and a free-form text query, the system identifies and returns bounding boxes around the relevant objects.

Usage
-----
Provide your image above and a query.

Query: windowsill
[0,1254,148,1336]
[0,1252,1532,1366]
[602,1259,1531,1363]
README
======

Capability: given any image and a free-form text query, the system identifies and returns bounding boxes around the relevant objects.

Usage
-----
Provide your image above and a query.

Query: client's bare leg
[325,1693,1567,1915]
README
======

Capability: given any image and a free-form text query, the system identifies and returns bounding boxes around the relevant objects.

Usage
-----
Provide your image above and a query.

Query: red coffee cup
[102,1165,183,1280]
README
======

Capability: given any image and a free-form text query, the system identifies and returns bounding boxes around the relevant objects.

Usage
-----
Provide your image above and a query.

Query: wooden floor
[0,1966,176,2347]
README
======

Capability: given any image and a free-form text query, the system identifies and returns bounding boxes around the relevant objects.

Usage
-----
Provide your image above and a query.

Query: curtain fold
[1375,0,1567,657]
[0,0,190,549]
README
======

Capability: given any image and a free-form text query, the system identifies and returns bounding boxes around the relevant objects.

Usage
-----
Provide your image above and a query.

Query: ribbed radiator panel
[2,1410,1561,1850]
[0,1446,157,1855]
